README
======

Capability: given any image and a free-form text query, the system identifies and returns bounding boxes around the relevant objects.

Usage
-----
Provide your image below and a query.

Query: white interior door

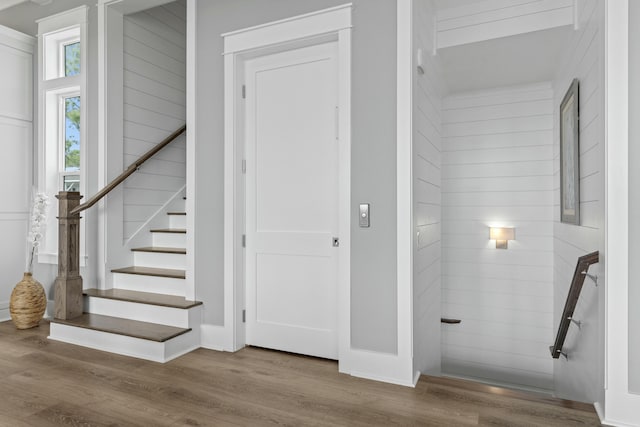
[244,41,339,360]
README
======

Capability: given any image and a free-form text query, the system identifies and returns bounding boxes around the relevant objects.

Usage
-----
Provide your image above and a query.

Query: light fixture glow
[489,227,515,249]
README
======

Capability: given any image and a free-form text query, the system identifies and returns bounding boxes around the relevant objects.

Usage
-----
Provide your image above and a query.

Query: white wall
[413,0,444,376]
[0,26,33,321]
[123,1,186,240]
[441,83,555,392]
[0,1,100,314]
[552,0,605,405]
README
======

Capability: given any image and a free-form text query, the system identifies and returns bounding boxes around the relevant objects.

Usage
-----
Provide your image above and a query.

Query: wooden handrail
[549,251,599,359]
[70,125,186,215]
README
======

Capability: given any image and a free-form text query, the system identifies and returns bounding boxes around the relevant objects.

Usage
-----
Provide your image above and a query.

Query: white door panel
[245,42,339,359]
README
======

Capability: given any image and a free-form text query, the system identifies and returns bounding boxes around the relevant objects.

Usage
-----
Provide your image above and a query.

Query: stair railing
[53,125,186,320]
[549,250,599,359]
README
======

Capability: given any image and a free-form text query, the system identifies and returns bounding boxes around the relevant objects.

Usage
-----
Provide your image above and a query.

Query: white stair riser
[169,215,186,229]
[113,273,184,297]
[134,251,186,270]
[49,323,200,363]
[84,296,201,328]
[152,232,186,247]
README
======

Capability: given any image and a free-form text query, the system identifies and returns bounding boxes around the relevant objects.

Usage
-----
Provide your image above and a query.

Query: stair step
[131,246,186,255]
[84,288,201,309]
[111,266,185,279]
[167,212,186,216]
[51,313,191,343]
[150,228,186,234]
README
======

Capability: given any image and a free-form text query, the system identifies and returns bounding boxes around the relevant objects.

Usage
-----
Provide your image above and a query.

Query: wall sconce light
[489,227,515,249]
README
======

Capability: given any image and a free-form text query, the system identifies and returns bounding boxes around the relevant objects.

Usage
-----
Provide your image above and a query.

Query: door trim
[222,5,352,366]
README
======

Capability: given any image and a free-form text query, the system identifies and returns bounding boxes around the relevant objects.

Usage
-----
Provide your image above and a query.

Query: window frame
[37,6,88,266]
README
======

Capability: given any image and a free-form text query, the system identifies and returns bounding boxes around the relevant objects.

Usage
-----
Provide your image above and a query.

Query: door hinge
[242,85,246,99]
[242,234,246,248]
[242,159,246,174]
[242,309,246,323]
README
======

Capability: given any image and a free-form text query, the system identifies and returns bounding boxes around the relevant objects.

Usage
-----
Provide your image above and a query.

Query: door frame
[222,4,352,364]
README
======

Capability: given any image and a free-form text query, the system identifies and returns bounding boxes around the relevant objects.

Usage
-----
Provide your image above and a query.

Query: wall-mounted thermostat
[359,203,370,228]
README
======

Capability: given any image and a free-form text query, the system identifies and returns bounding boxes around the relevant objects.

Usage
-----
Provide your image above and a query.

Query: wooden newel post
[54,191,83,320]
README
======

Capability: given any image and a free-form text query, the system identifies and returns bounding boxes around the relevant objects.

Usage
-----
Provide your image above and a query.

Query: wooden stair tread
[111,266,185,279]
[167,212,186,215]
[150,228,186,234]
[51,313,191,342]
[84,288,201,309]
[131,246,186,254]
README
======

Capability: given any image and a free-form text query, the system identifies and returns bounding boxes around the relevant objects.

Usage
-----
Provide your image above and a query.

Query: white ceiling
[429,0,573,93]
[0,0,50,12]
[437,25,573,94]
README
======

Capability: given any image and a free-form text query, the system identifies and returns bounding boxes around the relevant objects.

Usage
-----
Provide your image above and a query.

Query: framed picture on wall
[560,78,580,225]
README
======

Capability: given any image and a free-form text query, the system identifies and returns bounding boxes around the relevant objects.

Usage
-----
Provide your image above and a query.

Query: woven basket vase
[10,272,46,329]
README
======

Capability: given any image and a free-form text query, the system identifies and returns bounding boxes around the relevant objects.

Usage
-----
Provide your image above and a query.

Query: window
[62,95,80,191]
[64,42,80,77]
[37,6,87,265]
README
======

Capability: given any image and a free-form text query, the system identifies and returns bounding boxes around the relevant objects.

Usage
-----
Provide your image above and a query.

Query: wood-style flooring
[0,321,601,426]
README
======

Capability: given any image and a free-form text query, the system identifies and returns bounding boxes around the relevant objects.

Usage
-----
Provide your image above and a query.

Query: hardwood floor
[0,321,600,426]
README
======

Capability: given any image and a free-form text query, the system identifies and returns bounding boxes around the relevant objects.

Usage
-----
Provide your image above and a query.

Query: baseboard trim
[594,401,605,424]
[340,349,416,387]
[200,324,232,352]
[0,300,9,322]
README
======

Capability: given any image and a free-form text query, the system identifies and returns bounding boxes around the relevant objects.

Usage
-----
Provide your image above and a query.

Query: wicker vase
[10,272,46,329]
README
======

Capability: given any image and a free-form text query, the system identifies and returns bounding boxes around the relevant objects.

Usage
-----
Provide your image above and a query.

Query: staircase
[49,208,202,362]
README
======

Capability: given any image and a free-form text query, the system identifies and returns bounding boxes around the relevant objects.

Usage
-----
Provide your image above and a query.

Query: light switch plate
[359,204,370,228]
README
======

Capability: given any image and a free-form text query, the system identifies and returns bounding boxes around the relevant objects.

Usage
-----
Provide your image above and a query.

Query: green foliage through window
[65,96,80,172]
[65,42,80,77]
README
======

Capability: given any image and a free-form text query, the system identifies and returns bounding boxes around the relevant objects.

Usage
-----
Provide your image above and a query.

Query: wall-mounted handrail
[549,251,599,359]
[70,125,186,215]
[54,125,186,319]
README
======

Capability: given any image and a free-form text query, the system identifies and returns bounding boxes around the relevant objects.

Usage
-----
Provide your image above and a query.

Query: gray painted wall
[193,0,398,353]
[629,0,640,395]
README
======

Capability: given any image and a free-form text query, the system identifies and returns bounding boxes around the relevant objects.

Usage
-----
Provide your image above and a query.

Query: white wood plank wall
[413,0,445,376]
[436,0,574,49]
[552,0,605,404]
[441,83,555,392]
[123,0,186,239]
[0,27,33,320]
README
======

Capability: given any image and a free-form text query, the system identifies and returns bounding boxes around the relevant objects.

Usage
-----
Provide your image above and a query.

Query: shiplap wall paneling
[0,27,33,320]
[552,0,605,405]
[435,0,574,49]
[441,83,555,392]
[123,0,186,240]
[413,0,445,376]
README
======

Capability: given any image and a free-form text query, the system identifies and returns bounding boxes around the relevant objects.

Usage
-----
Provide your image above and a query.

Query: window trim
[37,6,88,266]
